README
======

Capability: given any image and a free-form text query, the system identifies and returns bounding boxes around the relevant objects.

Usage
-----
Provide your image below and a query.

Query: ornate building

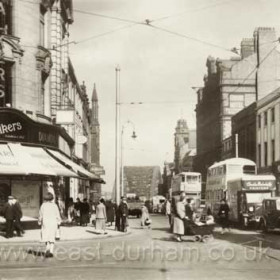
[194,27,280,195]
[174,119,196,174]
[0,0,103,221]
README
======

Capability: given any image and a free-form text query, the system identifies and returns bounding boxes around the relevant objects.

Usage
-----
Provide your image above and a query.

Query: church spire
[92,83,98,102]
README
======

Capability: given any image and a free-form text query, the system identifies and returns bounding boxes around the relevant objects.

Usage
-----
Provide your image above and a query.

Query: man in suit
[13,197,24,237]
[119,197,129,232]
[3,196,15,238]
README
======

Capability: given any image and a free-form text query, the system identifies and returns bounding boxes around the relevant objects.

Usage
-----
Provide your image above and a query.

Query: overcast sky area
[69,0,280,193]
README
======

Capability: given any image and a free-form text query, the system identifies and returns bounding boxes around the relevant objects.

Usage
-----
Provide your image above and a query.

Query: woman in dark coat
[218,199,230,234]
[106,200,115,226]
[80,198,90,226]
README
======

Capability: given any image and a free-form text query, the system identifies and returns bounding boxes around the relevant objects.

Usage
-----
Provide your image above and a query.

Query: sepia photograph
[0,0,280,279]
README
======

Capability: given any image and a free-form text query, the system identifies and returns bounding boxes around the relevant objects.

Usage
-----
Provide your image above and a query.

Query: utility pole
[115,66,121,205]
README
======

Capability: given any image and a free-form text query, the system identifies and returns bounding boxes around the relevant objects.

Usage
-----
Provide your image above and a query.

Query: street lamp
[120,120,137,197]
[115,66,121,205]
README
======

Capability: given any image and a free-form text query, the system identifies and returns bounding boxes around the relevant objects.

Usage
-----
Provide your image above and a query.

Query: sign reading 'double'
[0,109,59,148]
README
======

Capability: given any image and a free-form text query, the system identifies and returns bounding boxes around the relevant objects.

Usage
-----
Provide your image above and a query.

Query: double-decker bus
[171,172,202,205]
[205,157,256,216]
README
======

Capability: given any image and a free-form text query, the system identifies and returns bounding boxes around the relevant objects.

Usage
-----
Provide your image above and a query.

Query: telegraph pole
[115,66,121,205]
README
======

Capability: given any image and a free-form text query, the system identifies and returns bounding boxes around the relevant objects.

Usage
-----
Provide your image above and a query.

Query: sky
[69,0,280,193]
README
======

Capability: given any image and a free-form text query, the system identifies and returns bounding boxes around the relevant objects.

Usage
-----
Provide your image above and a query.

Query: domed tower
[174,119,190,174]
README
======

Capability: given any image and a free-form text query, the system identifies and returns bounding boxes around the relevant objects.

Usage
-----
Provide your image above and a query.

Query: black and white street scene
[1,0,280,279]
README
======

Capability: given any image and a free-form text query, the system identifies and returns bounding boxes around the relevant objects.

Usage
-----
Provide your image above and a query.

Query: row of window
[258,139,275,167]
[258,107,275,128]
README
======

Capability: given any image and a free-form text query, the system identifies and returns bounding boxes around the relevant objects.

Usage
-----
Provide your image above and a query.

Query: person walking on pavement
[173,192,186,242]
[38,192,61,258]
[96,198,107,234]
[74,198,81,225]
[184,198,195,235]
[218,198,230,234]
[165,199,172,227]
[13,197,24,237]
[2,196,15,238]
[106,199,115,226]
[119,196,129,232]
[80,198,90,226]
[140,203,151,228]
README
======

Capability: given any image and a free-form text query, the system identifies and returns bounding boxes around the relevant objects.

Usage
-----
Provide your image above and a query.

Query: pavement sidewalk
[0,225,130,244]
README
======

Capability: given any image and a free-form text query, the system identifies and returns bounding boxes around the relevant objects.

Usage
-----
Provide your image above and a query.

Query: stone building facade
[194,27,280,194]
[0,0,103,220]
[257,88,280,194]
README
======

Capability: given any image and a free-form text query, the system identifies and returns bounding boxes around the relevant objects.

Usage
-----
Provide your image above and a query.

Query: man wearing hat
[2,196,15,238]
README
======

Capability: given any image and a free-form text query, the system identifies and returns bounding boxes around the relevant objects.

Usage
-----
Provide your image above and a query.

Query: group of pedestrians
[1,195,24,238]
[172,193,215,242]
[170,193,230,242]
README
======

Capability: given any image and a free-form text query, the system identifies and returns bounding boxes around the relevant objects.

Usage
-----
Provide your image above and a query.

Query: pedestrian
[96,198,107,234]
[184,198,195,235]
[106,199,115,226]
[67,197,74,224]
[89,200,96,227]
[38,192,61,258]
[165,199,172,227]
[218,198,230,234]
[2,196,15,238]
[173,192,186,242]
[140,203,151,228]
[80,198,90,226]
[13,197,24,237]
[74,198,81,225]
[118,196,129,232]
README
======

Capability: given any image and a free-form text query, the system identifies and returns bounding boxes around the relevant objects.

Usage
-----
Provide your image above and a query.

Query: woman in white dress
[173,192,186,242]
[38,192,61,258]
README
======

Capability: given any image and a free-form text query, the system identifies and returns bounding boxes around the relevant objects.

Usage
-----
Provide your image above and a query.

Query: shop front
[0,108,100,225]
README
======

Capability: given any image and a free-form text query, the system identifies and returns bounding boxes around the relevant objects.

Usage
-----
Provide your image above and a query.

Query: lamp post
[115,66,121,205]
[120,120,137,197]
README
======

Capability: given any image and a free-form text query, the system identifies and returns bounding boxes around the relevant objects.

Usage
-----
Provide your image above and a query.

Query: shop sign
[0,109,59,147]
[244,180,275,190]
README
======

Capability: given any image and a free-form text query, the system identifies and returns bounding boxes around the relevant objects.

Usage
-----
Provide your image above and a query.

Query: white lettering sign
[0,122,22,135]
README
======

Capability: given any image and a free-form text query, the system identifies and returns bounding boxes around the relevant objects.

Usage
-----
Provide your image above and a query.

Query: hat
[8,196,14,200]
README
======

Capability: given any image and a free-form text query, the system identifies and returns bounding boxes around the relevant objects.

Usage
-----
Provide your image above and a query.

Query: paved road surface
[0,214,280,280]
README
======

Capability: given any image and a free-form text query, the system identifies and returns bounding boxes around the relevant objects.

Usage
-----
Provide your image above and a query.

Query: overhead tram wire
[145,23,235,53]
[149,0,237,24]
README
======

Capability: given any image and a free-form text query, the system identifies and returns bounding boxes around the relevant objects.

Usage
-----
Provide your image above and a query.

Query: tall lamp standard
[115,66,121,205]
[120,121,137,197]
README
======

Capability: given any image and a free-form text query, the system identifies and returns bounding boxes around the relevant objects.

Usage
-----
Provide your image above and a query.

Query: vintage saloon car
[259,197,280,232]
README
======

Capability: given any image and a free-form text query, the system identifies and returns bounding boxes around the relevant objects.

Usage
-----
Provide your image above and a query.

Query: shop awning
[47,149,103,182]
[0,143,77,177]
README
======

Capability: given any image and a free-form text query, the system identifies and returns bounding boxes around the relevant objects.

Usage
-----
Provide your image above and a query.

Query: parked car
[258,197,280,232]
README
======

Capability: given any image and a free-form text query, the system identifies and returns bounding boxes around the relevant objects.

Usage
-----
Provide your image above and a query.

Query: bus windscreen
[243,165,256,174]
